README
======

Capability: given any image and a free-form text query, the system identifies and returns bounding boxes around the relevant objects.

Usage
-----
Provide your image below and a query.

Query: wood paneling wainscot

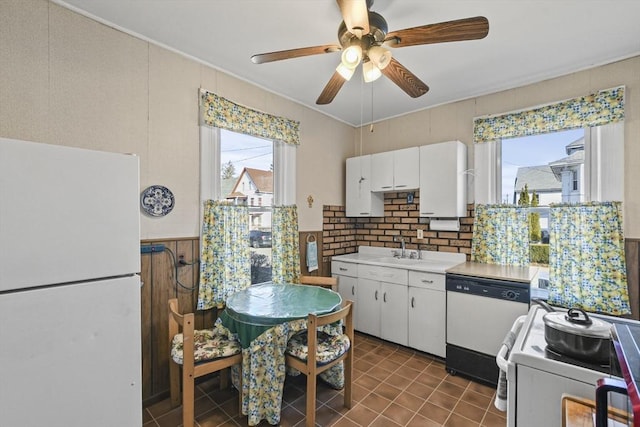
[299,231,328,277]
[140,237,214,405]
[626,238,640,320]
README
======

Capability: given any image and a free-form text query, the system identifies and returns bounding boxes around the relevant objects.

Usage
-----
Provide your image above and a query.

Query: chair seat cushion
[286,331,350,365]
[171,329,241,365]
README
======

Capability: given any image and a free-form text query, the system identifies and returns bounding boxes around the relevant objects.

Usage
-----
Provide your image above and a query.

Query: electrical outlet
[417,229,424,239]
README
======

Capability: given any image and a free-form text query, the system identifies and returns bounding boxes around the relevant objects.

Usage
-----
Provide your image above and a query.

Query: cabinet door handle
[395,184,407,188]
[351,285,355,296]
[411,297,415,308]
[383,292,387,303]
[421,212,435,215]
[421,279,434,284]
[381,186,392,189]
[339,267,347,271]
[375,290,378,300]
[360,212,369,215]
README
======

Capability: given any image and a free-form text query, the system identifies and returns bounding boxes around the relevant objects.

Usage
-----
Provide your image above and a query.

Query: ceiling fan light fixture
[368,45,392,70]
[363,60,382,83]
[336,62,355,81]
[341,45,362,69]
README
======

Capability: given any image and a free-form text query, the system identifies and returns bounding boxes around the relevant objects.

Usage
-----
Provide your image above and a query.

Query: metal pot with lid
[533,299,613,363]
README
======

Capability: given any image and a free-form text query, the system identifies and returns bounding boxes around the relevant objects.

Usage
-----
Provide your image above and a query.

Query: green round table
[220,282,342,348]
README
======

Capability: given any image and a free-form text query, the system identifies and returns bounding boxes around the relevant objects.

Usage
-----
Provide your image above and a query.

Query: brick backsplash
[322,191,474,262]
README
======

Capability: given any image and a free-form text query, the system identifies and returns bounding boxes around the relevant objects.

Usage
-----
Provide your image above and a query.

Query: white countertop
[446,262,539,283]
[331,246,466,274]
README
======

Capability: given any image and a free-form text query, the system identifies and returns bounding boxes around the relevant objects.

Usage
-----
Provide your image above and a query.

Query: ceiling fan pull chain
[370,82,375,133]
[359,71,364,157]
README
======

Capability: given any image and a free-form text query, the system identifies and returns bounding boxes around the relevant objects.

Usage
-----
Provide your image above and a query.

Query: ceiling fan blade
[336,0,370,37]
[316,71,347,105]
[381,57,429,98]
[385,16,489,48]
[251,45,341,64]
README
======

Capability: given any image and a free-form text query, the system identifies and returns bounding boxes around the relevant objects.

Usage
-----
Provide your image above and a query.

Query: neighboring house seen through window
[484,122,624,272]
[221,130,274,284]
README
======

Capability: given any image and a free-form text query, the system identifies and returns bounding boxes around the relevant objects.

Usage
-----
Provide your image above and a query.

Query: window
[481,121,623,207]
[494,123,624,271]
[502,128,585,206]
[221,129,274,284]
[501,129,584,267]
[471,88,627,310]
[201,123,297,285]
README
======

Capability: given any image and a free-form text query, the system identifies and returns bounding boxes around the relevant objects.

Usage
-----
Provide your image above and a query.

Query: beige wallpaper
[0,0,352,238]
[1,0,638,239]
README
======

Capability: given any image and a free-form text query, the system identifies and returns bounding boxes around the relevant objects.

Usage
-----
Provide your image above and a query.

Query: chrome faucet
[394,236,406,258]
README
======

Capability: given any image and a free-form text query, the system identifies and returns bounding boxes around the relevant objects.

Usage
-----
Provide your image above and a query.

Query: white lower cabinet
[355,278,380,337]
[332,261,359,329]
[380,281,408,346]
[337,275,358,326]
[332,259,446,357]
[357,264,408,346]
[408,271,446,357]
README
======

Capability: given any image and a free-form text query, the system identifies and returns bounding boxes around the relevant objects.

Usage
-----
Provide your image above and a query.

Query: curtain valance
[473,86,625,143]
[199,89,300,145]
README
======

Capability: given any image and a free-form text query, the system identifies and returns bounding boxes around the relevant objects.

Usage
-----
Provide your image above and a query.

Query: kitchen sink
[372,256,421,265]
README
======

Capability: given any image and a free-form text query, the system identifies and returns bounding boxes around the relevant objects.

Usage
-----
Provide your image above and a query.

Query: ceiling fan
[250,0,489,105]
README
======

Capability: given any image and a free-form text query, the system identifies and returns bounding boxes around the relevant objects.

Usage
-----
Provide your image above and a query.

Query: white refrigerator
[0,137,142,426]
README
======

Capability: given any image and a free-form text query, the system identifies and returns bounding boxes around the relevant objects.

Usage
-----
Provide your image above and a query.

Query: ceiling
[55,0,640,127]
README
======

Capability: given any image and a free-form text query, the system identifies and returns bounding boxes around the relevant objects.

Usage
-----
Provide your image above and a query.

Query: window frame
[475,122,624,205]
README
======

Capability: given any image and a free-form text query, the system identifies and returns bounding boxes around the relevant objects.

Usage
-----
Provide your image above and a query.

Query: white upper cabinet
[393,147,420,190]
[370,147,419,192]
[419,141,467,217]
[346,155,384,217]
[370,152,394,191]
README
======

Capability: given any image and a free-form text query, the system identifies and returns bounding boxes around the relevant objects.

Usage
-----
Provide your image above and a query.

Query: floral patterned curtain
[473,86,624,143]
[548,202,630,315]
[471,204,530,266]
[271,205,301,284]
[197,200,251,309]
[199,89,300,145]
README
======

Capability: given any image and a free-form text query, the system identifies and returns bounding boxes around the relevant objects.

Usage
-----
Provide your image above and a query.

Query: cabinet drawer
[331,261,358,277]
[408,270,445,291]
[358,265,407,285]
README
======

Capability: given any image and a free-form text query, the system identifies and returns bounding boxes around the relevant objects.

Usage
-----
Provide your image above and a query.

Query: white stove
[501,305,629,427]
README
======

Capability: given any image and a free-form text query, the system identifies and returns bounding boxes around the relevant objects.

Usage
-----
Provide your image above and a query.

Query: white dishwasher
[445,273,530,386]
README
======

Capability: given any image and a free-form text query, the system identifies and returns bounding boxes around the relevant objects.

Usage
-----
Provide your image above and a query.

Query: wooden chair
[562,394,629,427]
[299,275,338,290]
[168,298,243,427]
[285,300,354,427]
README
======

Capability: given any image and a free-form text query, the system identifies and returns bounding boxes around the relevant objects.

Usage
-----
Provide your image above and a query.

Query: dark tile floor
[144,333,507,426]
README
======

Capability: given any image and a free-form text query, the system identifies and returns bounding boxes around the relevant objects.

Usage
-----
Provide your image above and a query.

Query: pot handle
[531,298,556,312]
[565,308,593,326]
